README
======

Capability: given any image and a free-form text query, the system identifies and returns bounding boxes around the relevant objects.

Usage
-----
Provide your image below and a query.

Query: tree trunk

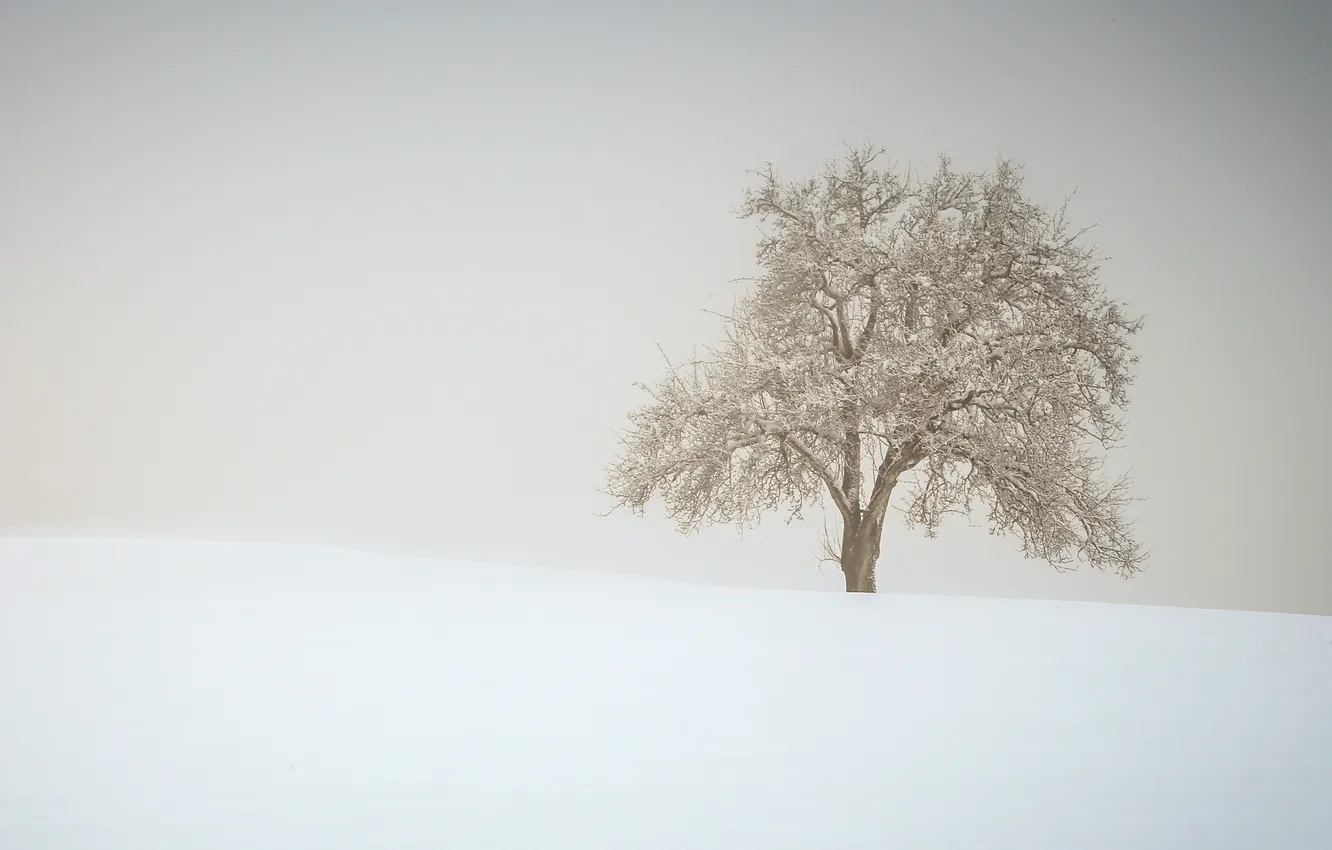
[840,513,884,593]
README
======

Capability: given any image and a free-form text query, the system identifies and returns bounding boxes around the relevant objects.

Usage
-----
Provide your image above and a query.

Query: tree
[603,144,1145,593]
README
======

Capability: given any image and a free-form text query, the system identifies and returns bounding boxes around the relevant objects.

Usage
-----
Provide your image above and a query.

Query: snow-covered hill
[2,538,1329,849]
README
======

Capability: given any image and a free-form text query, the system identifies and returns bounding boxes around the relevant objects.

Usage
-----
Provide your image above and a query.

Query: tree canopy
[605,144,1145,591]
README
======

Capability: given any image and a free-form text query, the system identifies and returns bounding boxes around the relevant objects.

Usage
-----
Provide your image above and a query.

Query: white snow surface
[2,538,1329,849]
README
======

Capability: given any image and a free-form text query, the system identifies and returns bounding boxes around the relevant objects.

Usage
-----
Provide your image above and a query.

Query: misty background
[2,0,1329,614]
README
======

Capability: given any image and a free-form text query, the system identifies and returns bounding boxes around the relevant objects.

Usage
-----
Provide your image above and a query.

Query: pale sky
[2,0,1329,614]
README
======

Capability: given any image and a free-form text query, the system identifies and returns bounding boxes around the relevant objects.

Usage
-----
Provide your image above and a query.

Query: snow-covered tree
[604,144,1145,592]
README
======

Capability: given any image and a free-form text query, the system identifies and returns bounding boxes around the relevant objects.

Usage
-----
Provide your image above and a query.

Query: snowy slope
[2,538,1329,850]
